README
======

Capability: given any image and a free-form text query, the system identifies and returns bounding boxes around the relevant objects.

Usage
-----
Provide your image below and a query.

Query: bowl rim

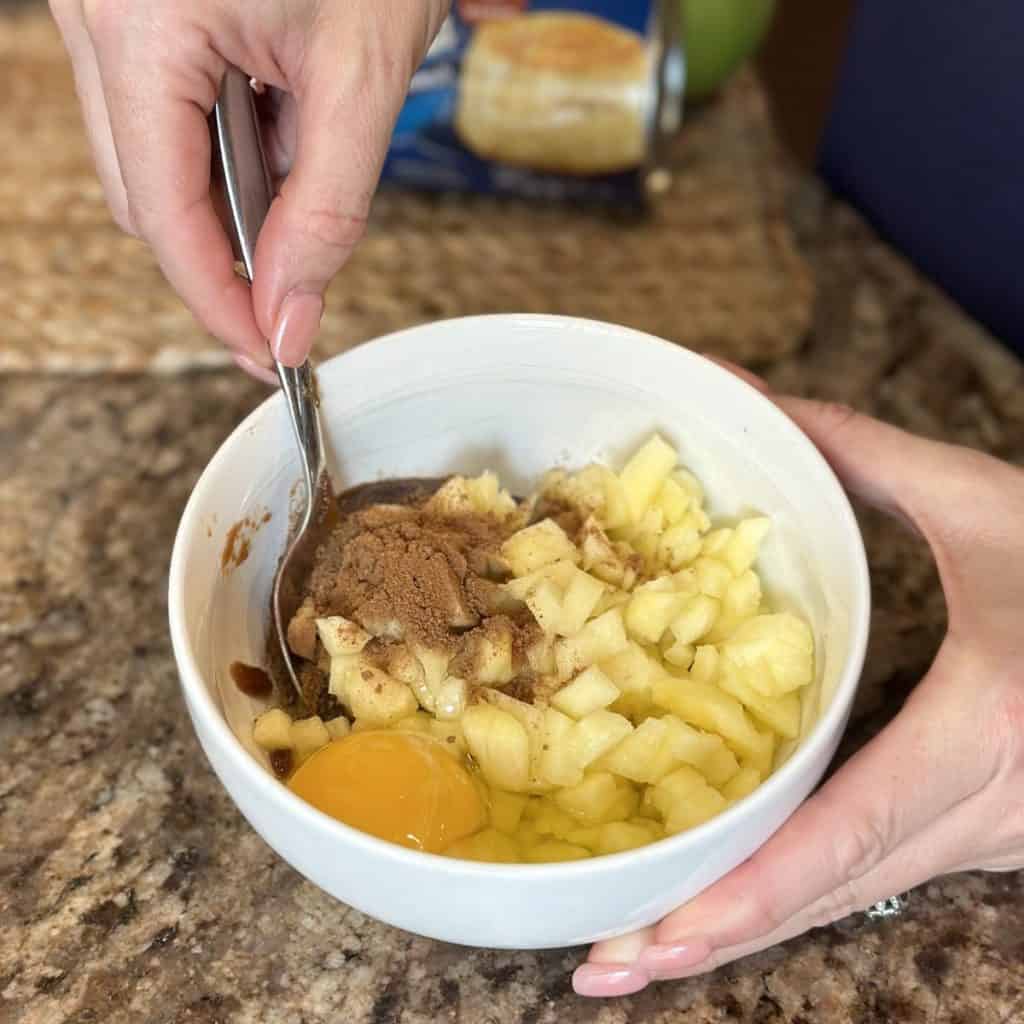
[169,313,870,879]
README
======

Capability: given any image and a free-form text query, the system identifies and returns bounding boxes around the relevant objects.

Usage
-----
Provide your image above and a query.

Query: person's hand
[50,0,449,381]
[574,380,1024,997]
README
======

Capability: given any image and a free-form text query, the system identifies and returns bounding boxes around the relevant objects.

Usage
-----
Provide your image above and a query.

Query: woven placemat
[0,6,812,373]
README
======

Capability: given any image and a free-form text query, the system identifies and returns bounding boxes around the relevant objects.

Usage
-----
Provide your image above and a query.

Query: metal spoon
[210,66,339,706]
[210,68,443,707]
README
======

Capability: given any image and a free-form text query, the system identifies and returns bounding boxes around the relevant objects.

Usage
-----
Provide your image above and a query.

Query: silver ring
[866,894,907,920]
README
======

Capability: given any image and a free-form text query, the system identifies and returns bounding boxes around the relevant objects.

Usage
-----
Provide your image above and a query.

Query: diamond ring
[866,894,908,920]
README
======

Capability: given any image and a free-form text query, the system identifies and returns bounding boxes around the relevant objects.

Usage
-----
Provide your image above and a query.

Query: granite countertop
[2,5,1023,1024]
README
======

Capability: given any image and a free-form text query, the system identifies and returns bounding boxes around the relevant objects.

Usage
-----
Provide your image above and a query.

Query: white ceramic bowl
[169,314,869,950]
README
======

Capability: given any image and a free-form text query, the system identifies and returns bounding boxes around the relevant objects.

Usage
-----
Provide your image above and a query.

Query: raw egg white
[288,731,486,852]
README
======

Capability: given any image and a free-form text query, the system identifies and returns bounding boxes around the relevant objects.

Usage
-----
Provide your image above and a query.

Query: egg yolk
[287,731,486,853]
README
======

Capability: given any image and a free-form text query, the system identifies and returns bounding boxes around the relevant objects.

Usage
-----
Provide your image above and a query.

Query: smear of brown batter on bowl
[220,509,272,574]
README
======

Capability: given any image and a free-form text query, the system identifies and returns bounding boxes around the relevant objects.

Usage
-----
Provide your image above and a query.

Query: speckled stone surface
[3,3,1024,1023]
[3,216,1024,1022]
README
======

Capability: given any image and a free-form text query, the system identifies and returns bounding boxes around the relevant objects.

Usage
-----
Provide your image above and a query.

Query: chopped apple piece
[655,476,691,525]
[434,676,468,720]
[289,716,330,764]
[671,467,704,505]
[381,645,430,712]
[647,764,726,833]
[471,625,515,686]
[559,569,607,635]
[286,597,318,660]
[422,476,474,518]
[393,712,432,734]
[695,740,740,787]
[694,557,732,598]
[539,707,582,787]
[446,828,520,863]
[597,716,676,784]
[523,840,590,863]
[428,717,467,757]
[478,688,549,791]
[722,765,762,802]
[660,715,727,774]
[410,645,451,713]
[619,434,678,522]
[669,594,720,646]
[551,665,620,719]
[689,644,719,683]
[717,660,801,739]
[652,674,763,761]
[501,519,578,576]
[344,663,419,729]
[593,820,662,854]
[525,579,563,636]
[580,518,628,584]
[555,772,636,825]
[253,708,293,751]
[657,523,703,571]
[315,615,371,658]
[625,580,688,644]
[749,728,776,778]
[721,517,771,576]
[570,709,633,769]
[662,639,694,669]
[526,637,556,675]
[663,785,727,835]
[532,800,578,839]
[462,704,531,793]
[554,608,628,680]
[324,716,351,740]
[723,613,814,695]
[489,791,529,834]
[701,528,733,557]
[707,570,762,642]
[601,643,657,697]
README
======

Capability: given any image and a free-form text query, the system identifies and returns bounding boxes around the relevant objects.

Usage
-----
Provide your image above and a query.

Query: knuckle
[826,812,890,888]
[298,205,369,254]
[816,400,860,436]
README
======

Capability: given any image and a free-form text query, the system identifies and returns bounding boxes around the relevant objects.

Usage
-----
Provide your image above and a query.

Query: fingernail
[572,963,650,998]
[271,289,323,367]
[233,352,280,386]
[638,941,712,978]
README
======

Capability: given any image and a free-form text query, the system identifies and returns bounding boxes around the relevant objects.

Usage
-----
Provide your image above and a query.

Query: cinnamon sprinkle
[293,488,541,709]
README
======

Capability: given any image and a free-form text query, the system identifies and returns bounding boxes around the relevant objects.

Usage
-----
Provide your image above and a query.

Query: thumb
[775,397,950,528]
[251,5,442,366]
[777,397,1024,640]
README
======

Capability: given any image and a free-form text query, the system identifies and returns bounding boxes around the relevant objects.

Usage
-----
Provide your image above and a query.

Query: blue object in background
[819,1,1023,357]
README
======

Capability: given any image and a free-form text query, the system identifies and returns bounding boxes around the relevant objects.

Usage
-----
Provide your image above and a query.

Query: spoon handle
[210,66,327,508]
